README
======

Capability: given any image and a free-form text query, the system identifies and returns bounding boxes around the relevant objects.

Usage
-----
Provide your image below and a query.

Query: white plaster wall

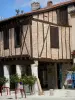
[71,15,75,51]
[32,21,38,58]
[38,14,43,20]
[0,31,4,57]
[9,29,12,56]
[44,12,48,21]
[11,28,15,55]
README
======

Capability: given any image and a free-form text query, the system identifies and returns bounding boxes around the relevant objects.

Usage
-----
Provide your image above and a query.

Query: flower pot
[24,85,30,93]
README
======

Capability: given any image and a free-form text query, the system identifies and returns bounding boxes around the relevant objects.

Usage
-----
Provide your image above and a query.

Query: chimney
[47,1,53,7]
[31,2,40,11]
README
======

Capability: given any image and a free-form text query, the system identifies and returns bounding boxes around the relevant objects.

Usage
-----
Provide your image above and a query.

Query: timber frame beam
[32,18,72,27]
[33,58,73,63]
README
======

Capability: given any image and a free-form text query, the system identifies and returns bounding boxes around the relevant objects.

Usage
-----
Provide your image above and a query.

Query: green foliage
[10,74,20,83]
[0,76,8,85]
[21,10,24,14]
[20,75,28,85]
[15,9,20,15]
[69,66,75,71]
[10,74,36,87]
[27,75,36,86]
[21,75,36,86]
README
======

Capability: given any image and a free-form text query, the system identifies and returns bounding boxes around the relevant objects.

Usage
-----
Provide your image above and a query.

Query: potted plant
[0,76,8,92]
[10,74,20,89]
[69,66,75,72]
[21,75,36,94]
[26,75,36,94]
[10,74,37,94]
[21,75,28,85]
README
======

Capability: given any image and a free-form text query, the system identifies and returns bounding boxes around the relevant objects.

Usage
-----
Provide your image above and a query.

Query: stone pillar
[16,65,21,77]
[73,58,75,64]
[3,65,10,87]
[31,60,39,95]
[16,65,22,89]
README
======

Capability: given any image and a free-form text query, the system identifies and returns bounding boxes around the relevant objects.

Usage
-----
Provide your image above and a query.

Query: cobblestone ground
[0,89,75,100]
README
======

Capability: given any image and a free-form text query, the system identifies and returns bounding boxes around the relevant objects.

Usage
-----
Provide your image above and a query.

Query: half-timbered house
[0,0,75,91]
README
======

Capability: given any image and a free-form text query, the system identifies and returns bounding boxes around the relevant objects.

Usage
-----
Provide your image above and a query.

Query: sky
[0,0,69,19]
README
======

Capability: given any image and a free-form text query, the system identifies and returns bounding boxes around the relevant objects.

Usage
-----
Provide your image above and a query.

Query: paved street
[0,89,75,100]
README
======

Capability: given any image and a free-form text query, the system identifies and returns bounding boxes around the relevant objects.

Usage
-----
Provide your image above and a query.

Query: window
[0,32,2,41]
[50,26,59,48]
[57,7,68,25]
[3,29,9,49]
[14,25,22,48]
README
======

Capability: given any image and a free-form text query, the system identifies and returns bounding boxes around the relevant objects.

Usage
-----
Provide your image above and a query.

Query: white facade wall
[71,15,75,51]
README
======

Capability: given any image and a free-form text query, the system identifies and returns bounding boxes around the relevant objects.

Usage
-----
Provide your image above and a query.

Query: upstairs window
[57,7,68,25]
[14,25,22,48]
[50,26,59,48]
[3,28,9,49]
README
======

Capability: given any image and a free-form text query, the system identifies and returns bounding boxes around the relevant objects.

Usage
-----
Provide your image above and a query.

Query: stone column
[16,65,22,89]
[73,58,75,64]
[31,60,39,95]
[16,65,21,77]
[3,65,10,87]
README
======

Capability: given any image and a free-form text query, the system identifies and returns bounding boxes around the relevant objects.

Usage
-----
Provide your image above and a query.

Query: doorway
[57,63,62,89]
[38,63,48,90]
[0,65,4,77]
[9,65,16,90]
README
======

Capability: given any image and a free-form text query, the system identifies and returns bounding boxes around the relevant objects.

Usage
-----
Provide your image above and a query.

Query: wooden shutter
[3,28,9,49]
[57,7,68,25]
[57,9,61,25]
[50,26,59,48]
[14,25,22,48]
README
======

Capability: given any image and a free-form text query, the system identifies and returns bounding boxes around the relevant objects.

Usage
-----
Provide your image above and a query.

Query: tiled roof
[0,0,75,23]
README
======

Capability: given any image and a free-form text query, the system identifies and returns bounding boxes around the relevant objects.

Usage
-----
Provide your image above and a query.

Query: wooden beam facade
[0,8,72,63]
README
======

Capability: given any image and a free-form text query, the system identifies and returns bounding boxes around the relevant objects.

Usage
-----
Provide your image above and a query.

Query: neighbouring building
[0,0,75,92]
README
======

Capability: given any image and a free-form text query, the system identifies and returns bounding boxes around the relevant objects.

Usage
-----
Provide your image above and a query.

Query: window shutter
[14,25,22,48]
[3,28,9,49]
[57,7,68,25]
[57,9,61,24]
[50,26,59,48]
